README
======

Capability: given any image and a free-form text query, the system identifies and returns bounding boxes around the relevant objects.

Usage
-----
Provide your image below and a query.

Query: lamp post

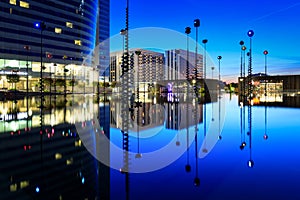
[202,39,208,82]
[185,27,191,82]
[202,39,208,140]
[193,19,200,94]
[35,22,46,103]
[247,30,254,168]
[263,50,269,140]
[24,45,30,95]
[217,56,222,93]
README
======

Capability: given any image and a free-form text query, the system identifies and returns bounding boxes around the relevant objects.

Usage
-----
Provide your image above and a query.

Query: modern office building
[110,49,164,83]
[165,49,203,81]
[238,73,300,105]
[0,0,110,93]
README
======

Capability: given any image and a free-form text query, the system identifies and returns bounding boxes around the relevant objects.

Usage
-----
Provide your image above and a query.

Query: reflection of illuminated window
[55,28,62,34]
[9,0,16,5]
[74,40,82,46]
[20,1,30,8]
[20,181,29,189]
[55,153,62,160]
[66,158,73,165]
[66,22,73,28]
[10,184,17,192]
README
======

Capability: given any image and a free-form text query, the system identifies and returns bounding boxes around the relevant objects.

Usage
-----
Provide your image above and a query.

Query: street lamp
[193,19,200,84]
[185,27,191,81]
[34,21,46,105]
[247,30,254,168]
[24,45,30,95]
[202,39,208,140]
[202,39,208,81]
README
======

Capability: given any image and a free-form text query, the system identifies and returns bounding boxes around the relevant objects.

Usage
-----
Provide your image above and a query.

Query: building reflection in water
[238,91,300,169]
[0,94,110,200]
[0,89,255,199]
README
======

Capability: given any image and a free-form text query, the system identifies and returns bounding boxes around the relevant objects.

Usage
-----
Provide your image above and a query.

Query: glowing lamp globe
[247,30,254,37]
[263,134,268,140]
[263,50,269,55]
[194,177,200,186]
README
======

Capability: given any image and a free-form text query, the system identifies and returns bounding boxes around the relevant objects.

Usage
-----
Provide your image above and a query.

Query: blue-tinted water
[0,94,300,200]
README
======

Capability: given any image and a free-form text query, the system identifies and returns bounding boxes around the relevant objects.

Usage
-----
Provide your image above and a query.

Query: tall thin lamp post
[35,22,46,101]
[247,30,254,168]
[202,39,208,140]
[193,19,200,95]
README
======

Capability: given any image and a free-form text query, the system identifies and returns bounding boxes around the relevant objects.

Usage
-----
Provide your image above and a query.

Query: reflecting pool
[0,93,300,200]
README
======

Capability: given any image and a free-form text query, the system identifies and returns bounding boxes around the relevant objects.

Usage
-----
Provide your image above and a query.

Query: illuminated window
[20,1,30,8]
[74,40,82,46]
[10,8,13,14]
[55,28,62,34]
[66,22,73,28]
[9,0,16,5]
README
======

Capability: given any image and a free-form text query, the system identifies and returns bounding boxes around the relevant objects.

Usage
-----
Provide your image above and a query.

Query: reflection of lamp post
[263,50,269,140]
[184,26,192,173]
[217,56,222,140]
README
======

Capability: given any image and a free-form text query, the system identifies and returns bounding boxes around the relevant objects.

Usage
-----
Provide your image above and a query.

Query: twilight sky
[110,0,300,82]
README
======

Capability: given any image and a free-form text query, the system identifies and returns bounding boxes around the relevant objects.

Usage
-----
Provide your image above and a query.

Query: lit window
[10,8,13,14]
[9,0,16,5]
[74,40,82,46]
[20,1,30,8]
[55,28,62,34]
[66,22,73,28]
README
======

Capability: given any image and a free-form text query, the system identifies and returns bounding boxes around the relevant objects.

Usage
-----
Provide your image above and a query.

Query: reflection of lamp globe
[263,134,268,140]
[185,164,191,172]
[194,177,200,187]
[202,148,208,153]
[135,153,142,159]
[248,160,254,168]
[176,141,180,146]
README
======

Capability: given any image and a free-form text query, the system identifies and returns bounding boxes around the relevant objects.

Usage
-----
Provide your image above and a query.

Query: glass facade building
[0,0,110,92]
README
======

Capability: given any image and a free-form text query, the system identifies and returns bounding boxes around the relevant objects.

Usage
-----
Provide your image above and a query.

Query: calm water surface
[0,93,300,200]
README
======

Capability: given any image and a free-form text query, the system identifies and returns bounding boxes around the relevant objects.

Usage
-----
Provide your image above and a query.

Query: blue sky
[110,0,300,82]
